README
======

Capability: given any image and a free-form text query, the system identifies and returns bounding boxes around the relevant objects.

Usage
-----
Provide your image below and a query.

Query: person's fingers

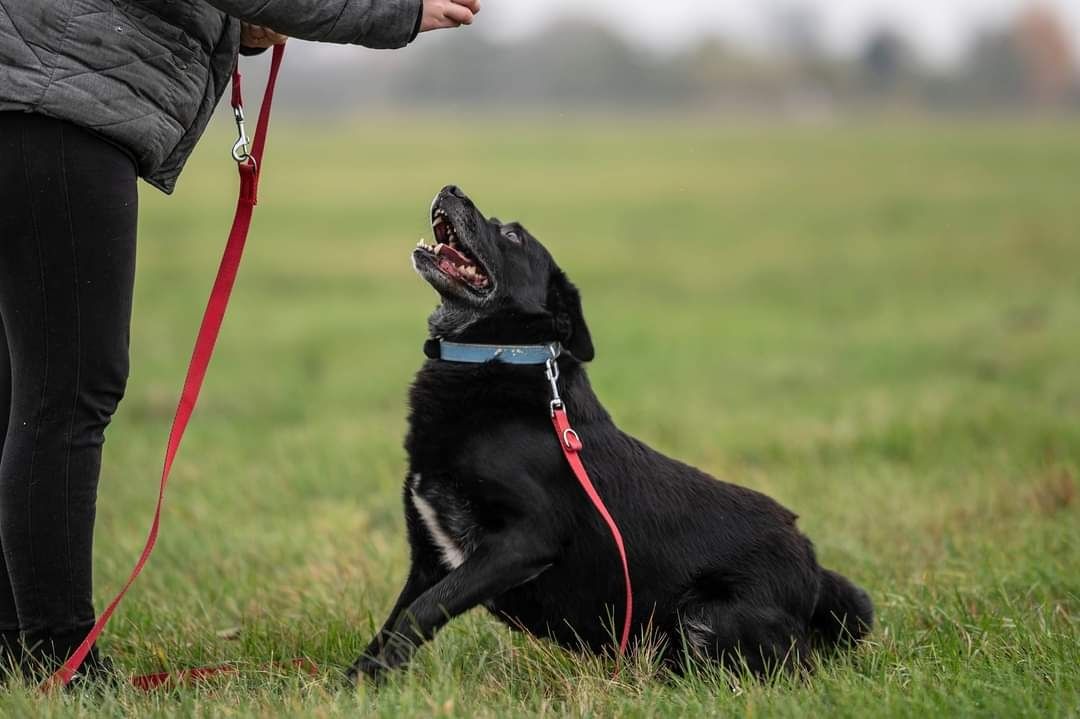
[452,0,481,14]
[444,4,475,25]
[420,14,458,32]
[241,23,288,47]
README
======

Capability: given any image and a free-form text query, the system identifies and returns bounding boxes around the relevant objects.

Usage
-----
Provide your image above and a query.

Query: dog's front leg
[348,561,443,683]
[354,532,556,680]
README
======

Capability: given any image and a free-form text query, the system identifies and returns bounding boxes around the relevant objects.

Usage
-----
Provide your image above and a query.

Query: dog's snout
[433,185,472,216]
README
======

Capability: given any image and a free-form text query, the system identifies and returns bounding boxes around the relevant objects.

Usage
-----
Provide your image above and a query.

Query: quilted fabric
[0,0,420,193]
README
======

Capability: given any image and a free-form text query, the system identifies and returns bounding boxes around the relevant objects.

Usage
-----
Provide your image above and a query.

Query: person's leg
[0,112,137,669]
[0,316,20,668]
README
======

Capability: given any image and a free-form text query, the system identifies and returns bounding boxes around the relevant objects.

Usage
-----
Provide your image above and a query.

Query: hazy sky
[479,0,1080,66]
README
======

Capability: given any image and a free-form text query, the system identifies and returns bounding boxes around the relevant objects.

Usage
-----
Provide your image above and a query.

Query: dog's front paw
[348,633,420,685]
[347,654,388,685]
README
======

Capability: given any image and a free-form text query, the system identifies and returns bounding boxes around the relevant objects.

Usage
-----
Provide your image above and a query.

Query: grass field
[3,118,1078,717]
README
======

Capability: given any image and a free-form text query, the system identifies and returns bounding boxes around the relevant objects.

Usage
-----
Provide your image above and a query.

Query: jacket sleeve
[206,0,424,49]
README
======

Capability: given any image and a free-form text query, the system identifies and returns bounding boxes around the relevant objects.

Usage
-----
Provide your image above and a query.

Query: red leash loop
[545,359,633,664]
[42,44,287,692]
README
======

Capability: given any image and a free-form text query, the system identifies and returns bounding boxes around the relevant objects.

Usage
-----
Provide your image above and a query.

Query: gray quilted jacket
[0,0,421,192]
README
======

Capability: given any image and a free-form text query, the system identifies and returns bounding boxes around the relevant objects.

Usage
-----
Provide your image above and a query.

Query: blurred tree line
[275,5,1078,116]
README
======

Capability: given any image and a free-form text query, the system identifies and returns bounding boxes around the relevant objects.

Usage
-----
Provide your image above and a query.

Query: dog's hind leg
[676,601,811,678]
[351,530,557,681]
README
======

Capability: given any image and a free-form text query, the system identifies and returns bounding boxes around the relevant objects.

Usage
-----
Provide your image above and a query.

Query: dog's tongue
[436,244,471,266]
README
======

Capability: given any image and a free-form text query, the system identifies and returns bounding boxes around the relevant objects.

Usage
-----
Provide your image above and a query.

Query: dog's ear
[547,269,594,362]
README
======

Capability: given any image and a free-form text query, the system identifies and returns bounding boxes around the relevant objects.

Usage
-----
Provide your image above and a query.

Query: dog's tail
[810,569,874,647]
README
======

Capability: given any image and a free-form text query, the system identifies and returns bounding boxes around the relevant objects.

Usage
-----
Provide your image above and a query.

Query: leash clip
[545,357,563,416]
[231,105,252,164]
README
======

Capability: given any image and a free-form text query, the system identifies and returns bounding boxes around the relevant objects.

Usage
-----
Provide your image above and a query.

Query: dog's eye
[503,229,521,244]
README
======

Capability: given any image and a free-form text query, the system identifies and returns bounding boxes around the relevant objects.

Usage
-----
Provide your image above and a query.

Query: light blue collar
[426,340,562,365]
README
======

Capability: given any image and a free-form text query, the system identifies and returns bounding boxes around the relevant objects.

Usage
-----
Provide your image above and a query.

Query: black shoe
[18,627,123,690]
[63,645,122,691]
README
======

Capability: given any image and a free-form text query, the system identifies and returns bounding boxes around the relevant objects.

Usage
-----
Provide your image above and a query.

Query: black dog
[350,186,873,682]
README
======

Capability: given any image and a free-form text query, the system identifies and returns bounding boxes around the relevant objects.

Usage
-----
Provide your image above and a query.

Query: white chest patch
[410,473,467,570]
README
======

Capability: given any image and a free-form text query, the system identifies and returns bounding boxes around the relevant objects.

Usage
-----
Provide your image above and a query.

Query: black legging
[0,112,137,662]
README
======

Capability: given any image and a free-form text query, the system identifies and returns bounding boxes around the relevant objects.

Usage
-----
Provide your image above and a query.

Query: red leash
[129,658,318,692]
[545,359,633,662]
[43,44,287,691]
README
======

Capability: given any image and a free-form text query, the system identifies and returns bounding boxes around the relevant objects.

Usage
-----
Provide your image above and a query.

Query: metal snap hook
[545,358,563,415]
[231,106,251,163]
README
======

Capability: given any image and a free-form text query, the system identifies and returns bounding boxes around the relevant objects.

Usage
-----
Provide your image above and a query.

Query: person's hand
[240,23,288,49]
[420,0,481,32]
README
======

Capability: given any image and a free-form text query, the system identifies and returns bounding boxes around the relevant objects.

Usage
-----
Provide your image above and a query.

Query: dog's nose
[445,185,467,200]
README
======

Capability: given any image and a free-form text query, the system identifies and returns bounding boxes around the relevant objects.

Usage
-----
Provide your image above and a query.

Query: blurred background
[264,0,1080,117]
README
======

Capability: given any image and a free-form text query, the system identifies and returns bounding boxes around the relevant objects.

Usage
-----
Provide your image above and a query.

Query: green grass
[3,118,1078,716]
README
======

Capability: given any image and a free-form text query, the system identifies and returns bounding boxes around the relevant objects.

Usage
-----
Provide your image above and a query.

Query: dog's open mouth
[415,208,491,292]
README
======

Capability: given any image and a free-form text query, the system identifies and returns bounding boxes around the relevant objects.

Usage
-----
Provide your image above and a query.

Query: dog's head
[413,185,594,362]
